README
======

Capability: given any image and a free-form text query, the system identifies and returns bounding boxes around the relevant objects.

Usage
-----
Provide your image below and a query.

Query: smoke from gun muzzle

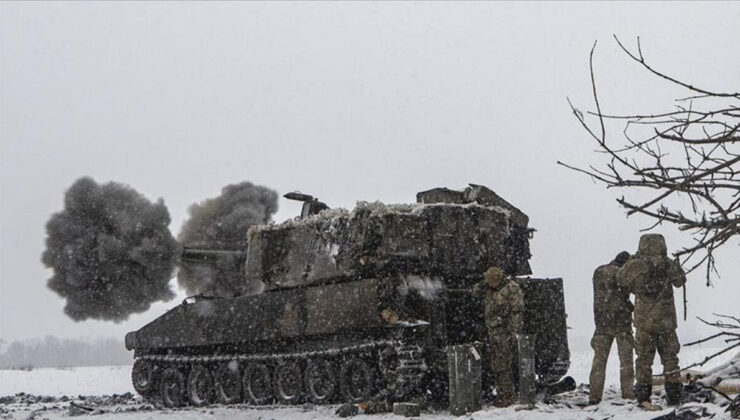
[42,177,179,321]
[177,181,278,296]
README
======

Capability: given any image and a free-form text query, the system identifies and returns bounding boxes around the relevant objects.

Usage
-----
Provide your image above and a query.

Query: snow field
[0,345,736,419]
[0,365,132,397]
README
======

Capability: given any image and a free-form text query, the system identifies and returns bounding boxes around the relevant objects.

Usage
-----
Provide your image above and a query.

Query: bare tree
[559,36,739,286]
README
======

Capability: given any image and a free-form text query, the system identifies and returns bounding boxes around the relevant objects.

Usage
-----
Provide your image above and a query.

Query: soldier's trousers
[489,334,516,404]
[589,329,634,400]
[635,328,681,385]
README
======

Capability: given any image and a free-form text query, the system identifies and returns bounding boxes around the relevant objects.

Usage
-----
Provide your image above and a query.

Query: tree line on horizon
[0,336,132,369]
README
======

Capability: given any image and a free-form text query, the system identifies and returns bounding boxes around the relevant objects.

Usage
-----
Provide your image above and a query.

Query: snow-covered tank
[125,184,570,407]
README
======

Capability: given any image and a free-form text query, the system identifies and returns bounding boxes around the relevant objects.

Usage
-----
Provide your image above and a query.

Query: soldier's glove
[509,333,518,347]
[490,317,504,328]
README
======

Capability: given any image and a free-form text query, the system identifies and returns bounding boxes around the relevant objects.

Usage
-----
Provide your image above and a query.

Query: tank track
[138,339,400,364]
[133,339,428,407]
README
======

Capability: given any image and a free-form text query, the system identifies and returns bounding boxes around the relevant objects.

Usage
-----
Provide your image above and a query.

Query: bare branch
[613,35,740,99]
[563,37,739,285]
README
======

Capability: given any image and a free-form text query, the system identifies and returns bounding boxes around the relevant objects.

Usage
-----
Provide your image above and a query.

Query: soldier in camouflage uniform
[616,234,686,408]
[473,266,524,407]
[588,251,634,404]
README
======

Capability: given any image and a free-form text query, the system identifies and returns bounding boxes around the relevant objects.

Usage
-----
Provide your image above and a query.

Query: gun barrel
[180,247,247,264]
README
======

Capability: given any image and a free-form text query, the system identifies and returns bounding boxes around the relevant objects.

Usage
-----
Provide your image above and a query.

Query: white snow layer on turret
[250,200,513,234]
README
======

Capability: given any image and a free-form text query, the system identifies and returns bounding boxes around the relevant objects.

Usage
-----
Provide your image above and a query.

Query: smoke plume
[177,182,278,296]
[42,177,179,321]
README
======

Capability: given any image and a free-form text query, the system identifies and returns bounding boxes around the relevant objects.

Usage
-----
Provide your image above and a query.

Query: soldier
[588,251,634,404]
[617,234,686,409]
[473,266,524,407]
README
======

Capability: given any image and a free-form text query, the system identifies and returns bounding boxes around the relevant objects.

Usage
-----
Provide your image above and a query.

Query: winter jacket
[473,277,524,335]
[616,234,686,332]
[593,263,633,331]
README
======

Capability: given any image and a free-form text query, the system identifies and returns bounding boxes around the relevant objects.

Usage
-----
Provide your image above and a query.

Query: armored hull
[125,185,570,407]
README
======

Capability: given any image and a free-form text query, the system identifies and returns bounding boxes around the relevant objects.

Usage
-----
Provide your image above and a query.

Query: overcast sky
[1,2,738,350]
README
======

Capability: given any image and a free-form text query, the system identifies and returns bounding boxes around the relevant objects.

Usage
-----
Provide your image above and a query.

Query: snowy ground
[0,344,736,419]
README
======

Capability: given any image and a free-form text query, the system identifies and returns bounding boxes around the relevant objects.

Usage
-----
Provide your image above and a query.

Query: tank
[125,184,570,407]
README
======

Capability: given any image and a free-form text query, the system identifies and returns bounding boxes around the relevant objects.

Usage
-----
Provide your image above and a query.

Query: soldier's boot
[495,393,517,408]
[635,383,662,411]
[634,383,651,404]
[665,382,682,406]
[494,387,517,407]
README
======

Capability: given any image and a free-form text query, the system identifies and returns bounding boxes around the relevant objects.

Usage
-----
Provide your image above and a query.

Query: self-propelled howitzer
[125,184,571,407]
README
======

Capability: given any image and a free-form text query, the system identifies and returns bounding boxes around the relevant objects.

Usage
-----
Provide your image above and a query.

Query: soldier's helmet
[637,234,667,257]
[484,266,504,287]
[613,251,630,266]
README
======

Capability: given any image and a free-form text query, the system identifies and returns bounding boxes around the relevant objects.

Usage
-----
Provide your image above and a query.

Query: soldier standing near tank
[616,234,686,409]
[473,266,524,407]
[588,251,634,404]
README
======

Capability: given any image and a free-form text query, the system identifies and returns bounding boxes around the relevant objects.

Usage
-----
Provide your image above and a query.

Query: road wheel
[274,361,303,404]
[339,358,375,403]
[132,359,158,398]
[243,362,272,405]
[160,366,187,408]
[378,346,399,383]
[187,364,214,406]
[304,358,336,403]
[214,361,242,404]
